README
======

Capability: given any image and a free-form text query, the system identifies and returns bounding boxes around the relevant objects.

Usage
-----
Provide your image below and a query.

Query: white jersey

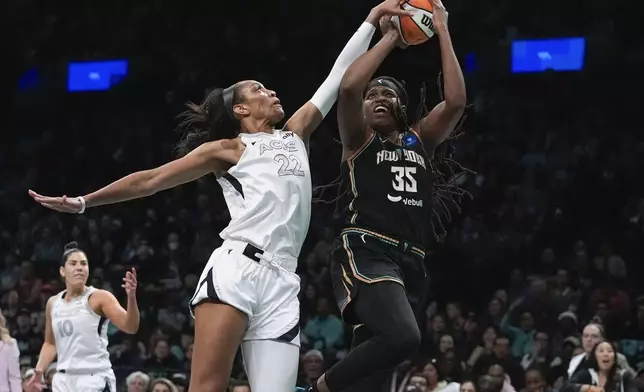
[51,286,111,372]
[218,129,312,260]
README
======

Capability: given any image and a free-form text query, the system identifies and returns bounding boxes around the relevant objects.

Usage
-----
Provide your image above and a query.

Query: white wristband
[77,196,86,214]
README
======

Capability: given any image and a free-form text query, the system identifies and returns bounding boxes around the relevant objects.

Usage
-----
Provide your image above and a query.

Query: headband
[223,86,235,120]
[365,76,408,106]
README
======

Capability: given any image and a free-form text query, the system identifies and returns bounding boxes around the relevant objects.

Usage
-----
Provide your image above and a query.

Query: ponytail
[175,85,241,157]
[61,241,84,266]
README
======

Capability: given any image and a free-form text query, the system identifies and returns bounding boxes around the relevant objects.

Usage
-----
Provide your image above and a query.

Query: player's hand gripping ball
[391,0,448,46]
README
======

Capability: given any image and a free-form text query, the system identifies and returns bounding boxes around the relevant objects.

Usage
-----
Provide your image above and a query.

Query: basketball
[391,0,436,46]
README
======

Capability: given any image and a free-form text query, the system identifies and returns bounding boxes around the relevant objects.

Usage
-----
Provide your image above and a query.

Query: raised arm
[91,268,139,334]
[29,139,242,213]
[284,0,411,141]
[338,27,401,158]
[412,0,466,151]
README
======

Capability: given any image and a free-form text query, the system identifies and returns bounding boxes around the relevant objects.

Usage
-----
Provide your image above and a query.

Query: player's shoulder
[46,293,60,310]
[87,288,113,300]
[277,128,304,143]
[200,138,243,153]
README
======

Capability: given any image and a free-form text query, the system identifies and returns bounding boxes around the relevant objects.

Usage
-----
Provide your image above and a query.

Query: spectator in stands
[468,326,501,370]
[229,380,251,392]
[126,371,150,392]
[407,372,432,392]
[461,380,477,392]
[419,359,460,392]
[149,377,179,392]
[0,309,21,392]
[303,298,344,353]
[300,350,326,387]
[501,296,537,358]
[478,374,503,392]
[522,367,549,392]
[519,331,551,370]
[144,339,181,380]
[562,341,634,392]
[475,336,524,388]
[568,320,606,378]
[170,373,188,392]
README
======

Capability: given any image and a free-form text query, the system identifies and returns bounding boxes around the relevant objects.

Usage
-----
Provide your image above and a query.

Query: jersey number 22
[274,154,305,177]
[391,166,417,193]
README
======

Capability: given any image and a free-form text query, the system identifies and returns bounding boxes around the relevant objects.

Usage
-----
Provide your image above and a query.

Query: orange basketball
[391,0,436,46]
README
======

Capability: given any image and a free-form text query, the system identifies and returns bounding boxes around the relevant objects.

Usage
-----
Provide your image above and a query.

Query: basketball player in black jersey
[313,1,468,391]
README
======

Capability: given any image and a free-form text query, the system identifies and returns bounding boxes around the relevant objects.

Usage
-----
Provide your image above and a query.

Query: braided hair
[314,74,473,242]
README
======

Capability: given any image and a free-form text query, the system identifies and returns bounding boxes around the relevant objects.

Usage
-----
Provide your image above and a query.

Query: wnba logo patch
[403,133,419,147]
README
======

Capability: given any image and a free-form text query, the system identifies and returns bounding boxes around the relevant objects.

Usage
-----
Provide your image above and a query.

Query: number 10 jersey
[338,131,433,249]
[218,129,312,260]
[51,286,111,373]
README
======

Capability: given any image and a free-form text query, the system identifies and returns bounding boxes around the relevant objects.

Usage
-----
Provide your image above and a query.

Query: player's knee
[385,321,421,361]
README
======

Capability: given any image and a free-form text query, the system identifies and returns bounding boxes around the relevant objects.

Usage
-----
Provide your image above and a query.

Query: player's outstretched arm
[412,0,466,151]
[29,296,57,390]
[284,0,412,142]
[337,26,403,158]
[29,139,242,213]
[93,268,140,334]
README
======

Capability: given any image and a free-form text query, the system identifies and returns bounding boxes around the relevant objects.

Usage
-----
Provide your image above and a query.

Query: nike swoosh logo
[251,142,256,145]
[387,194,402,202]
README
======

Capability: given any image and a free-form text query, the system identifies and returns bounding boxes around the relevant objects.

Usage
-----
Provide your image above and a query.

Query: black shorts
[331,226,428,325]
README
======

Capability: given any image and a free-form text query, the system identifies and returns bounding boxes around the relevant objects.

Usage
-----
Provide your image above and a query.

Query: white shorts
[52,369,116,392]
[190,239,301,345]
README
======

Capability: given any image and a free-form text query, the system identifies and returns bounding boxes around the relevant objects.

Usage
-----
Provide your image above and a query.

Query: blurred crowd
[2,0,643,391]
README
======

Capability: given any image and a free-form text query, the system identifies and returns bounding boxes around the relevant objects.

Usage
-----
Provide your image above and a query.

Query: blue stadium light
[67,60,129,92]
[511,37,585,73]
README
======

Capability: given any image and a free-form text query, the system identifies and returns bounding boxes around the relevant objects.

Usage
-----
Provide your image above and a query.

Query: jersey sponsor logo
[387,194,424,207]
[259,139,298,155]
[376,149,426,169]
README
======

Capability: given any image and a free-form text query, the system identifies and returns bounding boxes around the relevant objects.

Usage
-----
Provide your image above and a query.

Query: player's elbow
[339,73,363,97]
[123,325,139,335]
[138,170,162,197]
[120,320,140,335]
[445,96,466,113]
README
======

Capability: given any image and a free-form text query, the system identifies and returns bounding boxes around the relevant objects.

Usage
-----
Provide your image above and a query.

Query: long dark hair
[315,74,473,242]
[588,341,620,392]
[175,85,242,157]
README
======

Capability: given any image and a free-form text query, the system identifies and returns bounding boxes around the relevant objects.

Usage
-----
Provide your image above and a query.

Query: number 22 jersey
[338,131,433,249]
[218,129,312,260]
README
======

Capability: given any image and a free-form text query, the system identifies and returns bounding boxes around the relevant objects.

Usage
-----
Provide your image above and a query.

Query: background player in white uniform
[26,242,139,392]
[28,2,412,391]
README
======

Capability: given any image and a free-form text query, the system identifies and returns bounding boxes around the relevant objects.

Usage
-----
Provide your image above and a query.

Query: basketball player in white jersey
[28,2,412,391]
[26,241,139,392]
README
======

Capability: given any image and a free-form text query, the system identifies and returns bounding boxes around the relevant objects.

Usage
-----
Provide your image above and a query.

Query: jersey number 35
[391,166,417,193]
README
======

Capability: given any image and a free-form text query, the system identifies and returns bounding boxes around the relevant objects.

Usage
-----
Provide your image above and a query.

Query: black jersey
[338,130,433,250]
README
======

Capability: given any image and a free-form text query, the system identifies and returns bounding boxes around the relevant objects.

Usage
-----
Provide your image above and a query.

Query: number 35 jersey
[339,131,433,248]
[218,129,312,260]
